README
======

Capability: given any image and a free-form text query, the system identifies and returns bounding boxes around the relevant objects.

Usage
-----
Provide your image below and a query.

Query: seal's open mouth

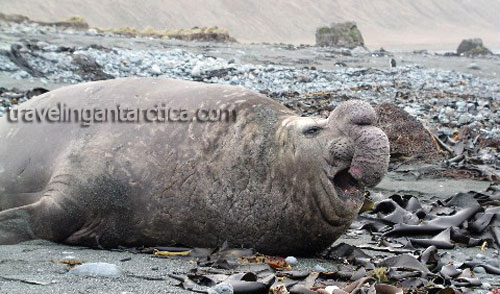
[330,169,364,202]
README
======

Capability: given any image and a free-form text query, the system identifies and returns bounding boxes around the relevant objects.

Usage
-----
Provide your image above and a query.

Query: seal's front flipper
[0,195,84,245]
[0,206,36,244]
[0,192,45,212]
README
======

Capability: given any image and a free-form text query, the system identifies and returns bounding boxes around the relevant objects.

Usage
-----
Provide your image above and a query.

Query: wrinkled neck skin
[201,107,361,255]
[145,101,385,256]
[257,100,390,255]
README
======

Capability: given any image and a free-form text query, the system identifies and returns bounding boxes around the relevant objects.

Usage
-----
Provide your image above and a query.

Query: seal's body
[0,78,389,255]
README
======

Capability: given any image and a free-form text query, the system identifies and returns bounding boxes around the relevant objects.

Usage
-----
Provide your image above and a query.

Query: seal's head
[275,100,390,227]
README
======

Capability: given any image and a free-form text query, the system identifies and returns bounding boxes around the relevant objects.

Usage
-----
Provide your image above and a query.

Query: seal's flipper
[0,206,36,244]
[0,192,45,212]
[0,192,85,245]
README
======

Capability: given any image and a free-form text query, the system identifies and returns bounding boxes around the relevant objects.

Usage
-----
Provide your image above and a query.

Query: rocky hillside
[1,0,499,50]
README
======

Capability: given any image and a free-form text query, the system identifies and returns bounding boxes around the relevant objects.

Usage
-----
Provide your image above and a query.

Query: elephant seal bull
[0,78,389,255]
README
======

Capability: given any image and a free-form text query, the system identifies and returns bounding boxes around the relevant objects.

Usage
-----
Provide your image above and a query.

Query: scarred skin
[0,78,389,255]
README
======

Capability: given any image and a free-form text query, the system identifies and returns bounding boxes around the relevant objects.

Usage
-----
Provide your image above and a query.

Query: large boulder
[456,38,492,56]
[375,103,442,162]
[315,22,364,48]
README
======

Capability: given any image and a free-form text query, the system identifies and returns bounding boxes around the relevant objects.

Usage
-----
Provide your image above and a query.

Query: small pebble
[473,266,487,274]
[285,256,298,266]
[191,65,201,76]
[468,63,481,70]
[458,113,472,125]
[150,64,162,75]
[314,264,326,272]
[324,286,340,294]
[207,283,234,294]
[70,262,122,278]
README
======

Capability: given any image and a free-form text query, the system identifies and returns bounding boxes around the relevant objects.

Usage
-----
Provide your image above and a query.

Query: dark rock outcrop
[0,13,89,29]
[315,22,364,48]
[102,26,237,43]
[456,38,492,56]
[3,44,43,77]
[0,12,30,23]
[71,54,114,81]
[48,16,89,29]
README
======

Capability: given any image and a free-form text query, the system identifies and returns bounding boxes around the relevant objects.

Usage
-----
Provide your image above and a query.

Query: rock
[468,63,481,70]
[294,73,312,83]
[5,43,44,77]
[371,47,391,57]
[473,266,487,274]
[12,70,30,79]
[229,76,240,85]
[87,28,98,36]
[207,283,234,294]
[164,27,236,43]
[455,101,467,112]
[314,264,326,272]
[315,22,364,48]
[375,103,442,162]
[457,38,492,56]
[476,253,486,259]
[0,12,30,23]
[285,256,298,265]
[350,46,369,56]
[48,16,90,30]
[324,286,340,294]
[330,48,353,56]
[413,49,429,55]
[458,113,472,125]
[191,64,202,76]
[70,262,122,278]
[71,54,114,81]
[150,64,162,75]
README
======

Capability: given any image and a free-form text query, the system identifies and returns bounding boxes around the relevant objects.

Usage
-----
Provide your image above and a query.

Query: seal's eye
[303,126,322,136]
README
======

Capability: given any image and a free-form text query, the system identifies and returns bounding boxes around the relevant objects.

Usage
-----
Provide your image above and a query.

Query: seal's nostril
[328,138,355,165]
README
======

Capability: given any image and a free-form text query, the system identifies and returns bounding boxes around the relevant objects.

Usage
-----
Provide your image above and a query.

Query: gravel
[2,32,498,169]
[2,38,499,135]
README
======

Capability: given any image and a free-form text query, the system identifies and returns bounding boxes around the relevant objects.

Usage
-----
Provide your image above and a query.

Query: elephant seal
[0,78,389,255]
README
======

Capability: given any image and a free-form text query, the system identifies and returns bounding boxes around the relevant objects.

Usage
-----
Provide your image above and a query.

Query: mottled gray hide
[0,78,389,255]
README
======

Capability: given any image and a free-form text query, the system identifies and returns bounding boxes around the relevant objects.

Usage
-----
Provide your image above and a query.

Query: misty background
[1,0,499,50]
